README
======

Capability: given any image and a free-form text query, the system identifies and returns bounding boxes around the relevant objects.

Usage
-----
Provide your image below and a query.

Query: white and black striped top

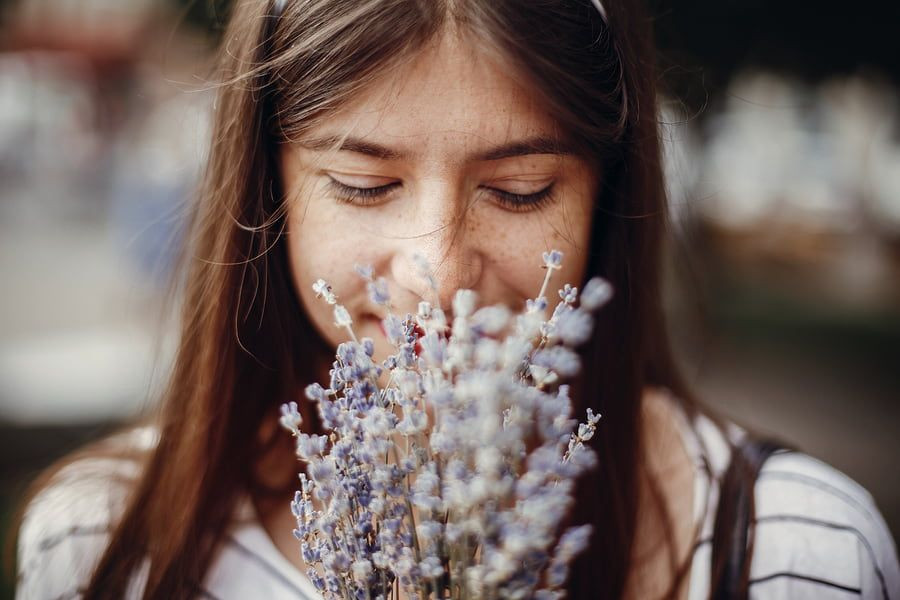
[15,399,900,600]
[673,400,900,600]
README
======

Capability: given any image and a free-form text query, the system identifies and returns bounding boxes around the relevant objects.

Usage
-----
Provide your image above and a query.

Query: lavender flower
[279,401,303,436]
[546,525,593,588]
[542,250,564,270]
[580,277,614,311]
[282,250,614,599]
[552,307,594,346]
[368,278,391,307]
[313,279,338,304]
[354,264,374,281]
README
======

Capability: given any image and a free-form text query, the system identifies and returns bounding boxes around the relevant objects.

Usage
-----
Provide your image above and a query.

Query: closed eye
[327,178,401,204]
[326,177,557,212]
[483,183,556,212]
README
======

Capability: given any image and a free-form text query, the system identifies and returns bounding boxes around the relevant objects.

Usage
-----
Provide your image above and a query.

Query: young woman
[11,0,899,599]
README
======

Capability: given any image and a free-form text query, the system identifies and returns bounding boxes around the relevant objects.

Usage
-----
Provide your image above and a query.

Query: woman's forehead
[300,30,563,163]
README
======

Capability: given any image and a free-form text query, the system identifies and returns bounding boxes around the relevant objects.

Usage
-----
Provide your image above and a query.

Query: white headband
[273,0,608,20]
[590,0,628,126]
[590,0,609,21]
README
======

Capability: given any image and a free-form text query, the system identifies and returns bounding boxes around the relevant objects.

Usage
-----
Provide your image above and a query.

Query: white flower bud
[580,277,613,310]
[333,304,352,328]
[312,278,337,304]
[452,289,478,318]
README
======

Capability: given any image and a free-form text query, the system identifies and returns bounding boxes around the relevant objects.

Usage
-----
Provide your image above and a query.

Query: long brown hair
[9,0,705,598]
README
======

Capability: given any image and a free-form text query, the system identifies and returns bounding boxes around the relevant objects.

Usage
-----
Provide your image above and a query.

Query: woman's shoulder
[668,393,900,599]
[750,449,900,598]
[15,425,158,600]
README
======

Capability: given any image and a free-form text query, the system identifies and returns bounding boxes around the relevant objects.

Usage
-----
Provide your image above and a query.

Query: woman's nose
[388,194,483,313]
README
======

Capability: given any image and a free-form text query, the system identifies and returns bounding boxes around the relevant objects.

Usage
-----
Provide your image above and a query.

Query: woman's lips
[412,323,425,357]
[369,315,440,357]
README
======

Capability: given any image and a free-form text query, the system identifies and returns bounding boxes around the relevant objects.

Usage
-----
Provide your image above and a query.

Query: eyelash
[326,178,556,212]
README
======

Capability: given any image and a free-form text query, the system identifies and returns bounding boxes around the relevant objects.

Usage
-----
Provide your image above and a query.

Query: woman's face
[280,29,598,363]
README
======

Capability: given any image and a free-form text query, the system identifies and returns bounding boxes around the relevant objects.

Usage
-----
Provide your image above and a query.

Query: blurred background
[0,0,898,596]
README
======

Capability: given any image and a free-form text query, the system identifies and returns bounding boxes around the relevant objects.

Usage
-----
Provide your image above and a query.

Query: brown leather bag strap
[710,438,785,600]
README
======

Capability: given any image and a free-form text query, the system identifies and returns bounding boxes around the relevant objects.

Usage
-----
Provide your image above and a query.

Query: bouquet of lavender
[279,250,613,600]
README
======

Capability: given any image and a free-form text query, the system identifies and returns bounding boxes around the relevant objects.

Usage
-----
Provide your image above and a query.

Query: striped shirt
[673,402,900,599]
[15,402,900,599]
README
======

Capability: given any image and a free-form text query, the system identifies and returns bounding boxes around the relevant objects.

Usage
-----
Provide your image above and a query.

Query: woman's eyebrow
[474,136,574,161]
[296,135,574,162]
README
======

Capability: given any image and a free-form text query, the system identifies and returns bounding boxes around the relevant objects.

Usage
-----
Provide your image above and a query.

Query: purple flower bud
[453,289,478,318]
[309,572,326,592]
[328,369,343,393]
[558,283,578,304]
[337,341,357,364]
[420,555,444,579]
[412,253,437,290]
[383,314,406,346]
[397,409,428,435]
[301,541,320,563]
[471,305,510,336]
[354,263,374,281]
[580,277,613,310]
[304,383,326,402]
[333,304,352,328]
[553,308,594,346]
[279,401,303,434]
[367,277,391,306]
[309,457,337,483]
[546,525,593,588]
[416,520,443,544]
[398,344,416,368]
[295,433,329,460]
[531,346,581,377]
[312,278,337,304]
[526,297,548,313]
[352,558,374,585]
[542,250,563,269]
[419,331,446,366]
